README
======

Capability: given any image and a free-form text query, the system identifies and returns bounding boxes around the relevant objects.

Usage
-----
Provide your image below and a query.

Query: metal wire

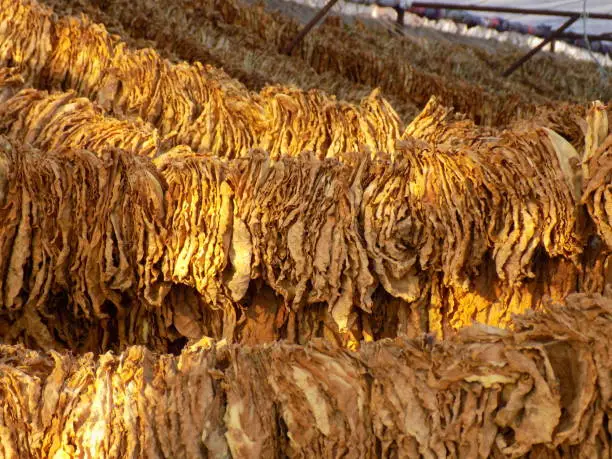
[582,0,610,81]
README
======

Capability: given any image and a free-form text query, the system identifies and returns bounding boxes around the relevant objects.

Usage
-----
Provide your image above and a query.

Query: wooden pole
[395,6,405,26]
[282,0,340,55]
[558,31,612,41]
[502,15,579,77]
[409,2,612,21]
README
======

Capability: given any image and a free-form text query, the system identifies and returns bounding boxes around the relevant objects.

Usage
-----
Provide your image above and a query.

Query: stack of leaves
[363,114,585,333]
[228,151,374,333]
[0,131,594,350]
[471,128,582,282]
[514,102,588,153]
[0,136,167,350]
[0,79,599,348]
[0,69,160,157]
[44,0,422,120]
[95,49,263,158]
[579,102,612,296]
[402,96,495,148]
[0,0,404,159]
[0,292,610,457]
[361,142,487,308]
[257,86,402,159]
[583,101,611,248]
[154,149,236,341]
[400,99,583,283]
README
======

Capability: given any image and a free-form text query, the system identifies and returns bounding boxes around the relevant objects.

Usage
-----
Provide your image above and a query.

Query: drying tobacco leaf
[0,292,610,457]
[0,70,160,157]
